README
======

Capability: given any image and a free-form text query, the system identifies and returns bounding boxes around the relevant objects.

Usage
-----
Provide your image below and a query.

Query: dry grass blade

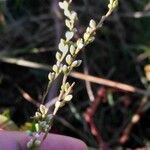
[1,57,150,97]
[70,72,150,96]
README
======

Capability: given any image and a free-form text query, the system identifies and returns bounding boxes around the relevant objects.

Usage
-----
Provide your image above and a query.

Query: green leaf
[0,114,18,130]
[107,91,114,106]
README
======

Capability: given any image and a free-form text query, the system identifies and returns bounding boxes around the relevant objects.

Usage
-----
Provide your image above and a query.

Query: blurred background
[0,0,150,149]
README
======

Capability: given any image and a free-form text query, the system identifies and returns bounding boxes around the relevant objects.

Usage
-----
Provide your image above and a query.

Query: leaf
[107,91,114,106]
[0,115,18,130]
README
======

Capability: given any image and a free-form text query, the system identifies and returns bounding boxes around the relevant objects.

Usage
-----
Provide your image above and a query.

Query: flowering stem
[27,0,118,149]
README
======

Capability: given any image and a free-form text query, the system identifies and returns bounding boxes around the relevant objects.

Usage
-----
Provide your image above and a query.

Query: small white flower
[52,65,59,73]
[77,60,82,66]
[70,11,77,21]
[64,94,73,101]
[77,38,84,49]
[65,31,74,41]
[55,52,62,61]
[62,65,69,74]
[64,9,71,18]
[71,60,82,67]
[39,105,48,115]
[89,19,96,29]
[86,27,92,33]
[70,45,76,55]
[48,72,55,81]
[83,33,89,42]
[64,82,70,92]
[65,19,72,29]
[58,1,69,10]
[35,112,41,118]
[58,43,69,53]
[66,54,73,65]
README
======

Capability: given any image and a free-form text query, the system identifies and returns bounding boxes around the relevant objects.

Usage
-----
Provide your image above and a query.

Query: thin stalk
[41,75,68,141]
[41,81,52,104]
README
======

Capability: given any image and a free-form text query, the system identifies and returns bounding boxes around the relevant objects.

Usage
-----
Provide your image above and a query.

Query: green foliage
[0,114,18,130]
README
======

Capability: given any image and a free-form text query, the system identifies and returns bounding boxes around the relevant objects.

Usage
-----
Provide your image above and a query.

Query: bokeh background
[0,0,150,149]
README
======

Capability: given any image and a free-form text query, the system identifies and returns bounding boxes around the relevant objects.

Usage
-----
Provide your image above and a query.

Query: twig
[18,88,41,107]
[119,97,148,144]
[1,57,150,96]
[83,51,95,102]
[70,72,150,96]
[84,87,111,150]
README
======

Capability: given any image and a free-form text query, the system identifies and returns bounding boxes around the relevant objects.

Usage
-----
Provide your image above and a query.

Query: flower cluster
[59,0,77,31]
[48,0,78,83]
[27,134,41,150]
[54,81,75,114]
[52,1,97,114]
[26,0,118,149]
[48,1,97,86]
[27,105,53,149]
[108,0,118,12]
[34,105,53,132]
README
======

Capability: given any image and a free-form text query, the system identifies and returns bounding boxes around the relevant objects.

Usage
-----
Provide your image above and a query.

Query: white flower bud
[110,0,113,4]
[64,9,71,18]
[108,0,118,10]
[86,27,92,33]
[58,1,69,10]
[39,104,48,115]
[112,0,118,9]
[56,52,62,61]
[64,94,73,101]
[62,65,69,74]
[70,11,77,21]
[71,60,82,67]
[89,19,96,29]
[35,112,41,118]
[52,65,59,73]
[77,38,84,50]
[58,2,64,9]
[70,45,76,55]
[65,19,71,29]
[65,31,74,41]
[71,60,78,67]
[58,43,69,53]
[66,54,73,65]
[64,82,70,91]
[83,33,89,42]
[48,72,55,81]
[89,37,95,43]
